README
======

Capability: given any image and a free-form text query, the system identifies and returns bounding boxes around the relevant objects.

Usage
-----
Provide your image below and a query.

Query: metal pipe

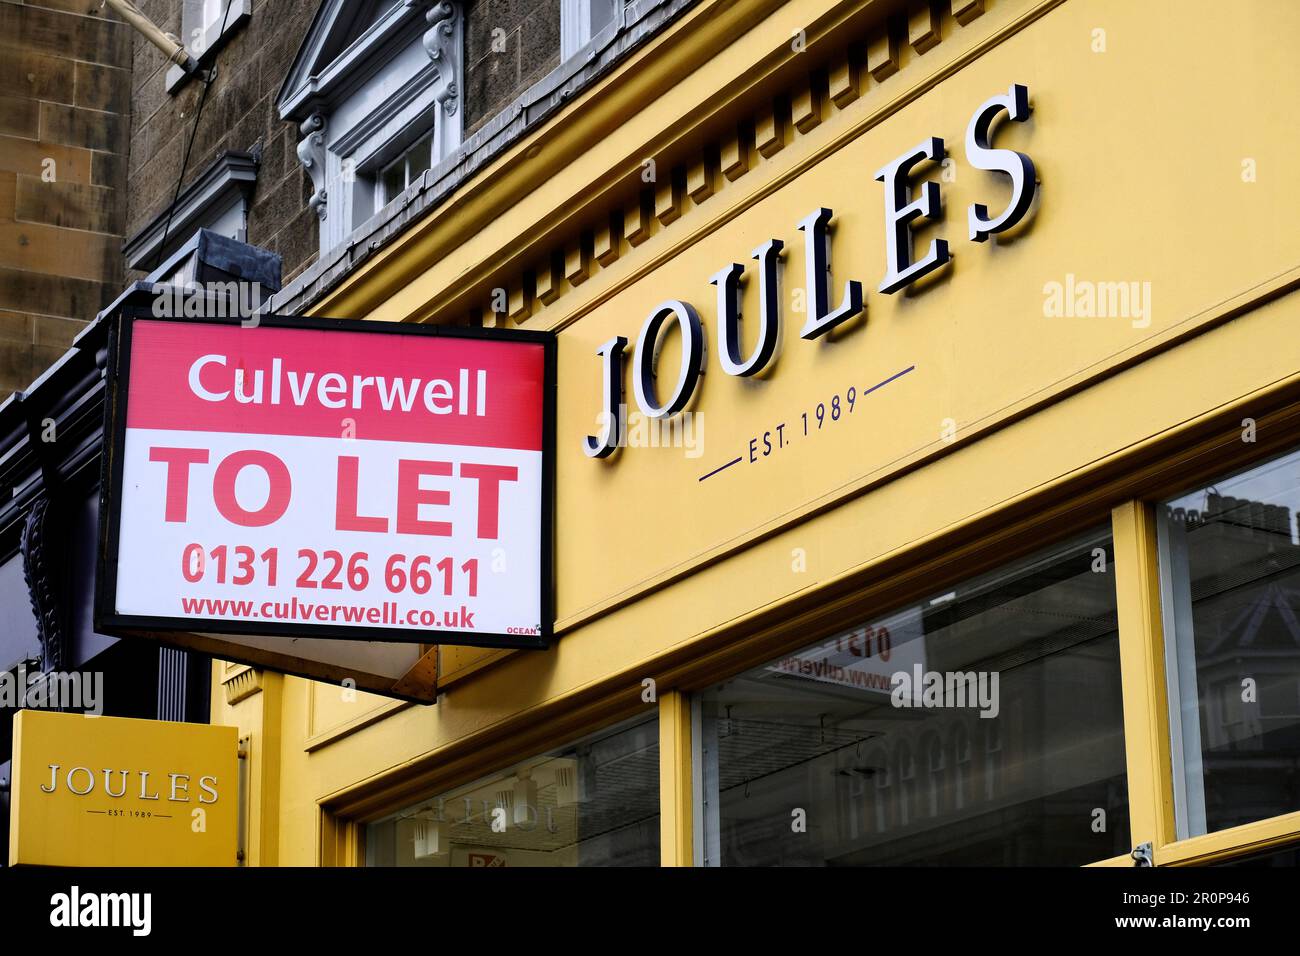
[101,0,200,74]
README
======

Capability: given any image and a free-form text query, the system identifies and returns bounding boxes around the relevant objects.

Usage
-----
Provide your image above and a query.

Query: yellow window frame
[1113,495,1300,867]
[657,495,1300,868]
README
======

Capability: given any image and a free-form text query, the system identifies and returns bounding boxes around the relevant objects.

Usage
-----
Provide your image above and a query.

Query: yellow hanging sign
[8,710,239,867]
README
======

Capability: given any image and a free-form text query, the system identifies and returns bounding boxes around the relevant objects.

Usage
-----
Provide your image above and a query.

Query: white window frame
[280,1,463,255]
[169,0,251,92]
[560,0,622,61]
[375,132,436,214]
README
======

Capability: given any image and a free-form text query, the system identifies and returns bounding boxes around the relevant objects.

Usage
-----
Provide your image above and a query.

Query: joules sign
[584,83,1038,458]
[8,711,239,867]
[96,316,555,649]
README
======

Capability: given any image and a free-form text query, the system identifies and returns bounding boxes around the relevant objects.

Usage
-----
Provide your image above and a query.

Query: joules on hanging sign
[583,83,1038,459]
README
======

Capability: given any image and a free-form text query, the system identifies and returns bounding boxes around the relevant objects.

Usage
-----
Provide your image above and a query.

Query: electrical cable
[152,0,237,274]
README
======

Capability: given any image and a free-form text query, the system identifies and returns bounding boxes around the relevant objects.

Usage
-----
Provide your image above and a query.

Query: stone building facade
[122,0,567,288]
[123,0,324,284]
[0,0,132,394]
[463,0,562,136]
[3,0,587,384]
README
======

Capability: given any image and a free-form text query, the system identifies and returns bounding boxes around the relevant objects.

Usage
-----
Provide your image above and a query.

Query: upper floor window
[170,0,250,91]
[560,0,621,60]
[378,133,435,214]
[277,0,463,255]
[122,150,258,274]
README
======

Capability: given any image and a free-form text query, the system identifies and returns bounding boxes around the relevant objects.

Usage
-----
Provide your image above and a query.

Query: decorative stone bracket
[423,1,460,116]
[222,663,265,705]
[22,493,66,675]
[297,113,328,219]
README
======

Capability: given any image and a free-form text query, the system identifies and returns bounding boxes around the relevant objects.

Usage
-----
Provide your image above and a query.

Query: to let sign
[97,315,555,649]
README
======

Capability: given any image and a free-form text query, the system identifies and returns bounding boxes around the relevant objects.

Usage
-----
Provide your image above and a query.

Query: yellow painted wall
[212,0,1300,864]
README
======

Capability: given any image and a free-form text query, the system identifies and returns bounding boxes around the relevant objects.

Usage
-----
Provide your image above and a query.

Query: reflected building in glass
[1160,455,1300,840]
[699,531,1131,866]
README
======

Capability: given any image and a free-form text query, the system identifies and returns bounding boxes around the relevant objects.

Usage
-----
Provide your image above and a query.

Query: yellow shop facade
[212,0,1300,867]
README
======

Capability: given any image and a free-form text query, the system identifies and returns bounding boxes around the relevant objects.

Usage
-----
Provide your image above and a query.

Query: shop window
[952,723,972,810]
[364,715,658,866]
[871,748,891,834]
[696,529,1130,866]
[895,739,915,828]
[983,719,1003,801]
[924,732,946,818]
[1219,844,1300,867]
[1156,447,1300,839]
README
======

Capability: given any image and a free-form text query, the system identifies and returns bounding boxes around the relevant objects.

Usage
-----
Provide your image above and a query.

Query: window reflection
[1158,449,1300,838]
[699,529,1129,866]
[365,716,659,866]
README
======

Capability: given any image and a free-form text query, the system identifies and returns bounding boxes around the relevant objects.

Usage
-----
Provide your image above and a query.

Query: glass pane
[405,132,434,183]
[1158,448,1300,838]
[203,0,227,29]
[365,715,659,866]
[698,529,1128,866]
[379,160,405,207]
[590,0,618,36]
